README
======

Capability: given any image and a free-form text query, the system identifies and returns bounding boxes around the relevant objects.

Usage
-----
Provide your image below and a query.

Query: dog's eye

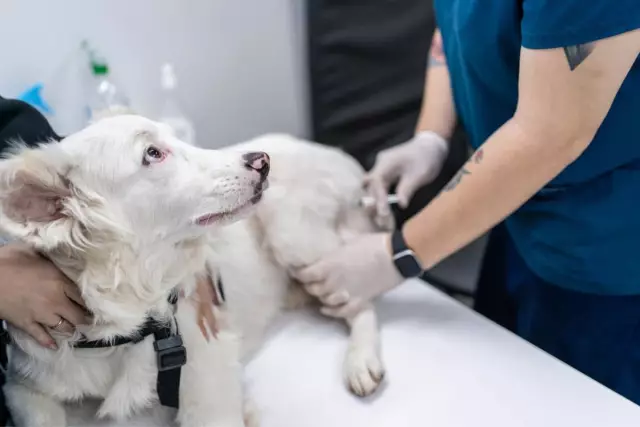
[143,146,165,166]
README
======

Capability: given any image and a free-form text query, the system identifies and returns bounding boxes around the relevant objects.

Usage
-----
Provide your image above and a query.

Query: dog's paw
[344,347,386,397]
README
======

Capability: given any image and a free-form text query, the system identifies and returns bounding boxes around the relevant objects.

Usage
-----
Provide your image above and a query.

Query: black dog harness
[72,276,225,409]
[73,293,187,408]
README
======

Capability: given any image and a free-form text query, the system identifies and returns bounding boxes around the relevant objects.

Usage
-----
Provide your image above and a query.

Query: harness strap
[72,291,186,408]
[73,322,150,348]
[67,278,224,409]
[153,322,187,408]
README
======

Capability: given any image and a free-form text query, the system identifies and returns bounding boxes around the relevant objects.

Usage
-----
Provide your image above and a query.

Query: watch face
[394,251,422,278]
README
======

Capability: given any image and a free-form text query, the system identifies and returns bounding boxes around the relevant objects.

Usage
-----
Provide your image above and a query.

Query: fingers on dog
[291,262,328,285]
[38,309,74,335]
[62,280,88,310]
[303,282,329,298]
[52,318,75,335]
[25,322,56,349]
[395,173,422,208]
[197,301,220,341]
[363,174,394,225]
[193,274,224,340]
[322,290,350,306]
[57,300,91,327]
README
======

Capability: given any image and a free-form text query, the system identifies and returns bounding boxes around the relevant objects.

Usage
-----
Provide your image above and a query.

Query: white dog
[0,115,389,427]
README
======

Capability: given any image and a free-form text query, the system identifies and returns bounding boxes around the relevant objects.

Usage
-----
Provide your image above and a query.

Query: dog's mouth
[195,180,269,226]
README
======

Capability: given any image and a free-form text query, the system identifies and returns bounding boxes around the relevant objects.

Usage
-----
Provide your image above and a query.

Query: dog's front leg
[344,305,386,397]
[4,380,67,427]
[175,299,247,427]
[97,338,158,420]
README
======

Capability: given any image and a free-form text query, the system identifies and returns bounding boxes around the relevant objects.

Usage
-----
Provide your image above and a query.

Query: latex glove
[0,243,91,349]
[294,233,403,319]
[364,131,448,223]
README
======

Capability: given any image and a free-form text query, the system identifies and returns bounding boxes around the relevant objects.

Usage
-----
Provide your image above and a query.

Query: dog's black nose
[243,152,270,179]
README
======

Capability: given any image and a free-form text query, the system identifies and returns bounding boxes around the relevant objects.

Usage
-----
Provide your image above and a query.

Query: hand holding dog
[294,233,404,318]
[0,243,91,349]
[192,275,226,341]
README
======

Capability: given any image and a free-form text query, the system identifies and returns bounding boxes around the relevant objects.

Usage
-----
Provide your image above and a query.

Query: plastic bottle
[83,42,133,122]
[159,63,196,145]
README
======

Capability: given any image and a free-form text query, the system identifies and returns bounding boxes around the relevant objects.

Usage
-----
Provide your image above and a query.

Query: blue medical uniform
[433,0,640,403]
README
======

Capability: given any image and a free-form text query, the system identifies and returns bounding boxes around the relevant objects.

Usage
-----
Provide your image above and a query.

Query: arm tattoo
[563,43,595,71]
[443,167,470,191]
[473,148,484,164]
[442,148,484,192]
[428,31,446,68]
[428,54,446,67]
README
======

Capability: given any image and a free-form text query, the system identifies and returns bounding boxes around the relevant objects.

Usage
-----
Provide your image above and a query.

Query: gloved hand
[294,233,403,319]
[364,131,448,223]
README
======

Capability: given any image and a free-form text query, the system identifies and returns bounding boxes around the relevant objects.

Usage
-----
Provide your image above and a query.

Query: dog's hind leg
[4,381,67,427]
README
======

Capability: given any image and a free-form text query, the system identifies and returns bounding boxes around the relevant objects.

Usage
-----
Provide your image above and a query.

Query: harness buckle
[154,335,187,371]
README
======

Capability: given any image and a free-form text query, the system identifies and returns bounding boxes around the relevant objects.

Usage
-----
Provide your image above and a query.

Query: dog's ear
[3,169,71,223]
[0,143,73,234]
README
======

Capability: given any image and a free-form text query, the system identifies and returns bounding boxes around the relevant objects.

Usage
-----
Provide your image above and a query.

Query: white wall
[0,0,309,148]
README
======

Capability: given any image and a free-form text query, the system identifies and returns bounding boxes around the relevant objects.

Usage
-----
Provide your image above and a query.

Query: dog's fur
[0,115,388,427]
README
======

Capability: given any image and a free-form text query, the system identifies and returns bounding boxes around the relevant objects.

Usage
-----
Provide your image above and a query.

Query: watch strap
[391,230,424,278]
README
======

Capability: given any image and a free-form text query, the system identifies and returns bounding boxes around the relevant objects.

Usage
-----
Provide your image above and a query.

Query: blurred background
[0,0,485,301]
[0,0,309,145]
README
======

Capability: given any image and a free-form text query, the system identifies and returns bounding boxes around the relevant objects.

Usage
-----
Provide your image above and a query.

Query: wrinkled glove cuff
[414,130,449,157]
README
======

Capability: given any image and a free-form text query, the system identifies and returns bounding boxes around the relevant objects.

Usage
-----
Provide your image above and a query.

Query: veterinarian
[296,2,640,404]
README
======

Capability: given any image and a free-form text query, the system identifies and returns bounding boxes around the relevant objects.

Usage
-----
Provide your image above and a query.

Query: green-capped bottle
[83,41,133,122]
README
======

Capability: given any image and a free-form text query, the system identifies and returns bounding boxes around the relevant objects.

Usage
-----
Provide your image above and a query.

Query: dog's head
[0,114,270,252]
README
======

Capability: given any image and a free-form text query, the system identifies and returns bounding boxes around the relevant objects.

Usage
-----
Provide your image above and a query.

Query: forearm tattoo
[442,167,470,191]
[563,42,595,71]
[428,31,447,68]
[442,148,484,192]
[429,54,446,67]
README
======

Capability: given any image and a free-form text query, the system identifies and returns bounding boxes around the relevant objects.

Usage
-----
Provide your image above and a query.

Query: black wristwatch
[390,229,424,278]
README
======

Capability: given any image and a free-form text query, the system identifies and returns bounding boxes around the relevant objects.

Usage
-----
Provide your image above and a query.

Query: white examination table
[68,279,640,426]
[246,279,640,427]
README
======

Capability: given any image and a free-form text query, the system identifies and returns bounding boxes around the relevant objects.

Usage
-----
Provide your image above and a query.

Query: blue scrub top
[433,0,640,294]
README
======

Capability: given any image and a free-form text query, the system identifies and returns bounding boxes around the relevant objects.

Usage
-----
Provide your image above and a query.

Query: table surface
[246,279,640,427]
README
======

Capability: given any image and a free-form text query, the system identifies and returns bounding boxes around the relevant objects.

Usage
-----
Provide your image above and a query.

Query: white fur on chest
[8,333,155,404]
[5,322,166,427]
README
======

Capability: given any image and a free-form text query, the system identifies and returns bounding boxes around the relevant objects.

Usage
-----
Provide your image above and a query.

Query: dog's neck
[44,236,210,341]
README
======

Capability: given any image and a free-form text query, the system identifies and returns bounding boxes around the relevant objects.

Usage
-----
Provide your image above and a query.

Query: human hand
[0,243,91,349]
[190,274,226,341]
[365,131,448,223]
[293,233,403,319]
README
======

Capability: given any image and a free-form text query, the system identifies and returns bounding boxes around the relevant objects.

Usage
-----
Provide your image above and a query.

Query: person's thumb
[363,173,392,221]
[395,173,424,208]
